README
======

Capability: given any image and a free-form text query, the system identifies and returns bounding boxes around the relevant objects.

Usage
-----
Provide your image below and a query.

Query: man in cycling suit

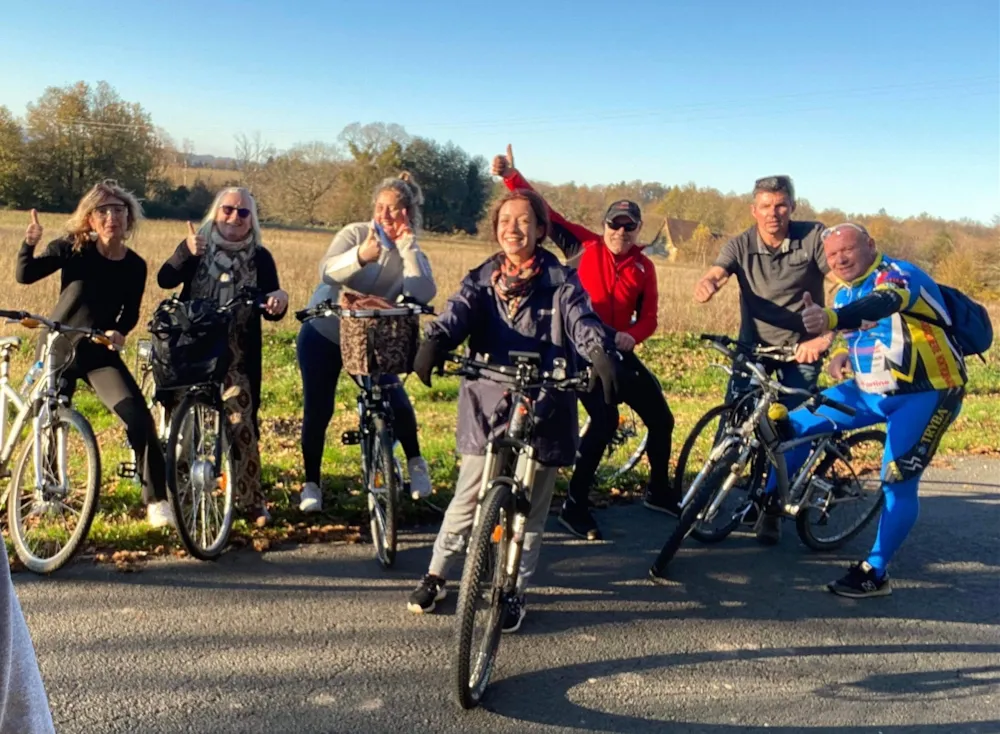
[493,146,678,541]
[784,222,965,598]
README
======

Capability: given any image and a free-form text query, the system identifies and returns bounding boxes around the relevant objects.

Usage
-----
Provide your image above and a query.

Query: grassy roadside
[4,329,998,570]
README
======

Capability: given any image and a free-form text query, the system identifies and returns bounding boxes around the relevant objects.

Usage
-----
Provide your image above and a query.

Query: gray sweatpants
[428,453,558,594]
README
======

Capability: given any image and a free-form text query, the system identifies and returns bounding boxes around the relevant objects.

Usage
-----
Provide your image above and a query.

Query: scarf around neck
[491,253,542,318]
[195,228,258,305]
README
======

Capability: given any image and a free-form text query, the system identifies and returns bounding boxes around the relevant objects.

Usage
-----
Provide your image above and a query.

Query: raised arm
[157,241,199,290]
[16,236,71,285]
[396,232,437,304]
[493,145,599,260]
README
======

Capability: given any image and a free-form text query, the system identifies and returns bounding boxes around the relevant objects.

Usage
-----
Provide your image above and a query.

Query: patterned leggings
[222,365,264,510]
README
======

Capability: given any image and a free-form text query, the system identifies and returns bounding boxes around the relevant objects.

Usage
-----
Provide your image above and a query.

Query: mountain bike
[295,298,435,569]
[0,309,105,574]
[650,335,886,581]
[448,350,590,709]
[151,288,268,560]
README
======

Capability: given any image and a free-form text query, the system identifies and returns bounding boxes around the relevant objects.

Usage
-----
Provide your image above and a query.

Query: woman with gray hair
[296,172,436,514]
[15,180,172,529]
[157,187,288,526]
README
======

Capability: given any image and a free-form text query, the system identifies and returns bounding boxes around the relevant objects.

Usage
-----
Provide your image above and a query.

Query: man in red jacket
[493,146,678,541]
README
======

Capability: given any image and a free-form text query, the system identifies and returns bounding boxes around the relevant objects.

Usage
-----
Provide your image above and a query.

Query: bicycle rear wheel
[367,415,399,569]
[580,405,649,487]
[796,429,887,551]
[166,391,235,561]
[8,407,101,574]
[453,481,514,709]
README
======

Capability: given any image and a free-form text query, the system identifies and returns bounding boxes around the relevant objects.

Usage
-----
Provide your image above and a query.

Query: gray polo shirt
[713,221,829,347]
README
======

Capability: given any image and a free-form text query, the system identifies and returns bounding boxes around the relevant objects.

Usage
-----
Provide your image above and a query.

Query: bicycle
[150,288,268,561]
[117,336,166,485]
[295,298,435,569]
[0,309,106,574]
[578,396,650,488]
[650,334,887,581]
[673,337,807,543]
[448,350,590,709]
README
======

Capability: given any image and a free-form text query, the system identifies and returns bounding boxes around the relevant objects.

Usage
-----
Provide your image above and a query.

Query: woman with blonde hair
[158,187,288,526]
[15,180,172,527]
[296,172,436,513]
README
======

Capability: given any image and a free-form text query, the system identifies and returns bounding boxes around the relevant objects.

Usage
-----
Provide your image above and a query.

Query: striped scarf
[491,253,542,318]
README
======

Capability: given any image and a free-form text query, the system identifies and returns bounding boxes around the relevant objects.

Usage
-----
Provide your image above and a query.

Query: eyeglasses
[820,222,870,243]
[93,204,127,218]
[606,221,638,232]
[221,205,251,219]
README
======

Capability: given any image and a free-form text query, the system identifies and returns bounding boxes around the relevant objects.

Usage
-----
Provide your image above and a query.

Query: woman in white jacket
[296,172,437,513]
[1,544,56,733]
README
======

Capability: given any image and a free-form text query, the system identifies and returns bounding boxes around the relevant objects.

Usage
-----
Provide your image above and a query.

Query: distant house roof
[644,217,724,257]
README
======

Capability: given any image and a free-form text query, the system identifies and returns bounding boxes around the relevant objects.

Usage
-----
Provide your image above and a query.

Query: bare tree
[234,131,274,194]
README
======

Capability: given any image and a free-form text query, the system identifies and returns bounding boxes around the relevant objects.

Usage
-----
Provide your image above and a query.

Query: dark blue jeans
[296,321,421,485]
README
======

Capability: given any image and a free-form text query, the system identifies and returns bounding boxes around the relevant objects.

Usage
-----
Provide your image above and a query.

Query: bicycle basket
[148,297,231,389]
[338,292,418,376]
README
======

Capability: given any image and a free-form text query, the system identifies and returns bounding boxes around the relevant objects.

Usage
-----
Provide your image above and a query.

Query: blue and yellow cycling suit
[768,253,965,577]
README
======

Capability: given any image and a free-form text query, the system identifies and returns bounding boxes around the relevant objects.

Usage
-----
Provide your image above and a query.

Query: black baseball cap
[604,199,641,224]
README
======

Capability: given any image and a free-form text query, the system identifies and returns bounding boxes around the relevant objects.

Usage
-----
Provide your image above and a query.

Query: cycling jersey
[828,254,967,395]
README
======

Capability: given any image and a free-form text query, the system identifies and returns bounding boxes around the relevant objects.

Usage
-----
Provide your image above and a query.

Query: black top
[16,238,147,336]
[157,242,285,425]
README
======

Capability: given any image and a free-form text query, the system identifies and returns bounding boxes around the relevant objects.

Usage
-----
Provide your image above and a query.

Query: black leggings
[568,351,675,506]
[296,321,421,485]
[56,341,167,505]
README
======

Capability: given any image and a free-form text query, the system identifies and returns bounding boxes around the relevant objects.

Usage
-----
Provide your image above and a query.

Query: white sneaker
[407,457,432,500]
[147,500,175,529]
[299,482,323,514]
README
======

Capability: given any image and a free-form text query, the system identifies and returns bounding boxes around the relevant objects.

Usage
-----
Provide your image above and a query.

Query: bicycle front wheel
[8,407,101,574]
[453,481,514,710]
[166,392,235,561]
[367,416,399,569]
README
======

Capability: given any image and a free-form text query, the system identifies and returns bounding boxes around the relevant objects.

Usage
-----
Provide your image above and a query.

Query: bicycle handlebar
[444,352,591,392]
[702,335,855,417]
[295,298,435,323]
[700,334,799,361]
[0,309,115,348]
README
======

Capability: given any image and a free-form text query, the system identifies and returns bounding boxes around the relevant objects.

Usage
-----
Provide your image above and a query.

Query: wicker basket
[338,293,419,376]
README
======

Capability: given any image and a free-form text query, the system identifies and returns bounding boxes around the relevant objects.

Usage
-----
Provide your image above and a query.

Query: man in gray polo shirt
[694,175,833,545]
[695,175,834,402]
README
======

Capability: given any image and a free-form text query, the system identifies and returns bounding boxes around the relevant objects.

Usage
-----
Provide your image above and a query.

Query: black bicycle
[650,335,886,580]
[447,350,590,709]
[295,298,434,569]
[149,287,268,560]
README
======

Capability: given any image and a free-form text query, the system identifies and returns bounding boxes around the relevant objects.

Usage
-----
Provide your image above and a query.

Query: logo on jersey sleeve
[874,265,910,292]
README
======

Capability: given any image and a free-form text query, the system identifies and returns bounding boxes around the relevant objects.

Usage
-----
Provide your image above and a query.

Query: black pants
[296,322,421,485]
[568,351,675,508]
[56,340,167,505]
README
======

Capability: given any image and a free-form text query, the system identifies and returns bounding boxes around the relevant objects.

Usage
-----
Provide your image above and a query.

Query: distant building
[644,217,724,260]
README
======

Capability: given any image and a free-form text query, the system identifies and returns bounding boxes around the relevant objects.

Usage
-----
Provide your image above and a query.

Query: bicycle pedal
[341,430,361,446]
[117,462,137,479]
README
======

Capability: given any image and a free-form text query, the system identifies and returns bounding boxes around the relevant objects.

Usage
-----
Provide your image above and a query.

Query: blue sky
[2,0,997,222]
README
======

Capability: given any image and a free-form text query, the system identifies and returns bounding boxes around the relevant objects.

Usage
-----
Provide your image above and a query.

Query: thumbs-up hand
[185,221,206,257]
[25,209,43,247]
[490,143,517,179]
[800,291,830,335]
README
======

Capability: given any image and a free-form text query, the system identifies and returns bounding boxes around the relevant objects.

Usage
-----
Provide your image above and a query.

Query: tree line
[1,81,996,294]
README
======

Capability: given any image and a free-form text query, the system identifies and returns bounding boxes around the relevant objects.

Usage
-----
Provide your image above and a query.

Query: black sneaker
[643,488,681,518]
[407,574,447,613]
[558,505,603,541]
[828,561,892,598]
[501,593,526,633]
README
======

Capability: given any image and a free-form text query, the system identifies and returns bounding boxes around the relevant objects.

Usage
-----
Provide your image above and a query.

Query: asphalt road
[14,457,1000,734]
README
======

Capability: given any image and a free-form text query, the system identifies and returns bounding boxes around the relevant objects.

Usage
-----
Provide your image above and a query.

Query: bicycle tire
[8,407,101,574]
[796,429,887,552]
[579,407,650,487]
[165,391,235,561]
[453,481,514,709]
[368,415,399,569]
[650,444,742,579]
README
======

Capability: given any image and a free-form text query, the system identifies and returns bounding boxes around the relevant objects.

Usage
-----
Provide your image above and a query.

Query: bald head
[822,223,878,282]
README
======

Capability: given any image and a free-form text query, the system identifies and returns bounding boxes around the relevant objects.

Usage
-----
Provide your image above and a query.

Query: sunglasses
[820,222,870,243]
[93,204,127,218]
[221,205,251,219]
[606,220,638,232]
